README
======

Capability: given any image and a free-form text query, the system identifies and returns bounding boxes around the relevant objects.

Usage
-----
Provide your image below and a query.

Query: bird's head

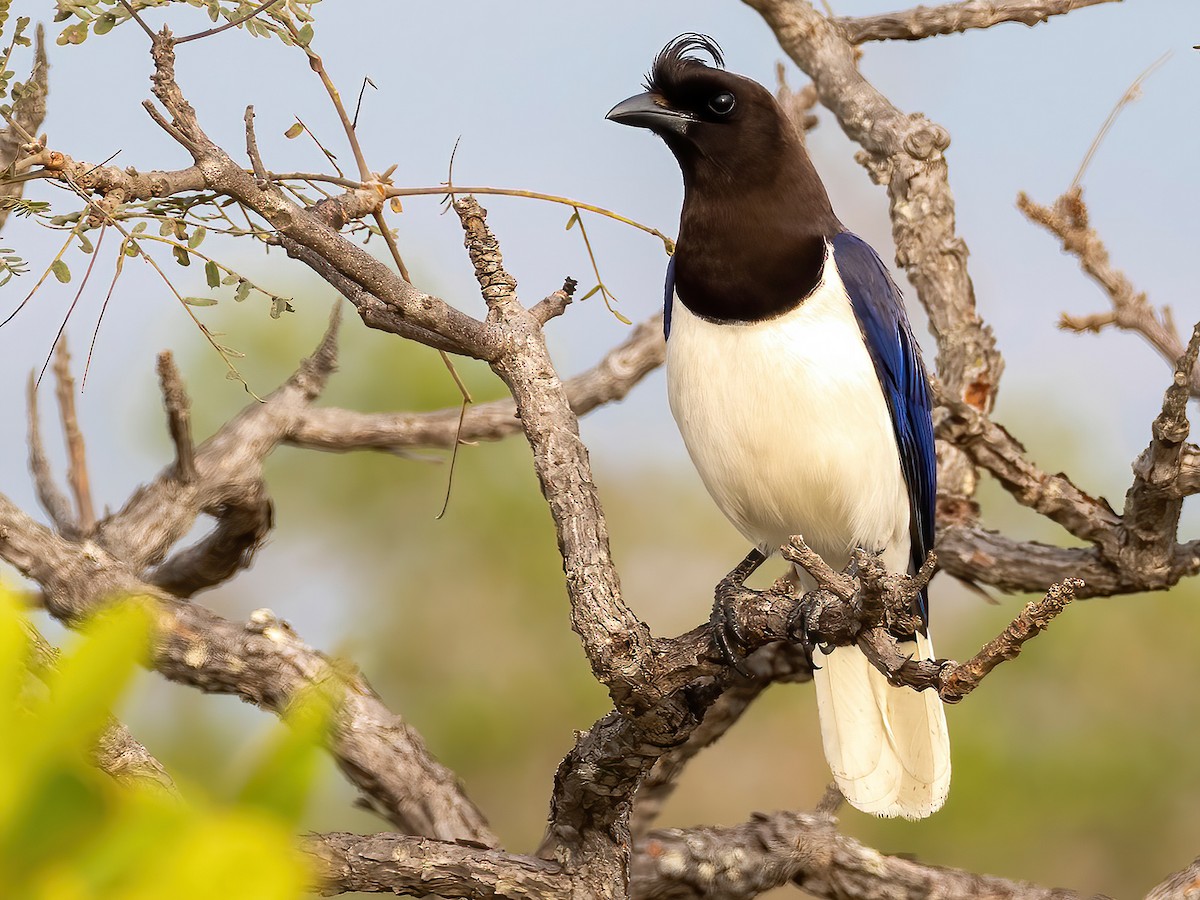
[606,34,795,185]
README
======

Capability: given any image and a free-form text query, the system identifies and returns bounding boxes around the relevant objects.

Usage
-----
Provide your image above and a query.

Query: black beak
[606,92,694,136]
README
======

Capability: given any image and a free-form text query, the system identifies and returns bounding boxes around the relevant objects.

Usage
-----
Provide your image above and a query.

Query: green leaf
[579,284,601,301]
[92,13,115,35]
[188,226,207,249]
[50,260,70,284]
[183,297,218,307]
[172,246,190,267]
[31,601,154,770]
[234,281,250,303]
[124,241,141,258]
[132,221,148,235]
[269,297,294,319]
[283,122,304,140]
[76,233,93,255]
[297,23,313,45]
[204,260,221,289]
[237,683,336,825]
[565,211,580,231]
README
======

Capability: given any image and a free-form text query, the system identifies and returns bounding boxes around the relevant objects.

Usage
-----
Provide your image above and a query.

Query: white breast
[665,250,910,572]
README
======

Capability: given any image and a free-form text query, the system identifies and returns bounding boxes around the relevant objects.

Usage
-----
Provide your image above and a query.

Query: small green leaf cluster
[0,588,324,899]
[55,0,321,46]
[0,11,32,102]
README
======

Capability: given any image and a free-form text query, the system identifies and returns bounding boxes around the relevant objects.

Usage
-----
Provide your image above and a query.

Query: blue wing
[832,232,936,625]
[663,256,676,339]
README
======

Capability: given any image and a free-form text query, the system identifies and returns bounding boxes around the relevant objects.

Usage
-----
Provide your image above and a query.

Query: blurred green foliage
[0,587,322,899]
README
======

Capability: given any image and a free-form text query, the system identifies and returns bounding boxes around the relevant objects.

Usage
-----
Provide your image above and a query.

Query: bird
[606,34,950,819]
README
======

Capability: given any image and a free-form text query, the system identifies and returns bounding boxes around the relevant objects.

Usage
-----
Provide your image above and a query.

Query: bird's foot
[784,598,824,673]
[710,548,767,676]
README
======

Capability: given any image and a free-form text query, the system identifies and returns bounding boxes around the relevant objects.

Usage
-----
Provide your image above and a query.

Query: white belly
[665,261,910,573]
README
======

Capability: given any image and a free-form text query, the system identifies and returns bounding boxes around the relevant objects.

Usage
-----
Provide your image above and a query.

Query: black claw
[710,548,767,677]
[785,602,822,672]
[710,594,753,676]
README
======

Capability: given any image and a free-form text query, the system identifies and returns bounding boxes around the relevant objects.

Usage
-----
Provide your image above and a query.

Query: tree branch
[633,811,1080,900]
[23,619,179,796]
[835,0,1119,44]
[1019,187,1199,397]
[26,371,78,537]
[286,312,665,454]
[1118,322,1200,586]
[306,833,569,900]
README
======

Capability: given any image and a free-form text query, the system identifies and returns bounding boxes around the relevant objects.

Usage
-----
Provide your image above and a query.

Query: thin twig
[175,0,286,45]
[114,0,157,41]
[1071,51,1170,190]
[285,20,371,182]
[156,351,196,483]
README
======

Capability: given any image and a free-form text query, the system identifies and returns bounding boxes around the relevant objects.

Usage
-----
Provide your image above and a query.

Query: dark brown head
[609,35,842,322]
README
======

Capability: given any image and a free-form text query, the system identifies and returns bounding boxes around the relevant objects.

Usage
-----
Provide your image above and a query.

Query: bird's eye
[708,92,736,116]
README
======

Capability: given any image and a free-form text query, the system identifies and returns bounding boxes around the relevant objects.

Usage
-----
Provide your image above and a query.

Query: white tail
[812,632,950,819]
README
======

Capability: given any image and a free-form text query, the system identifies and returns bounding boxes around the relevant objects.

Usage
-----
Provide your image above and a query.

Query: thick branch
[835,0,1118,44]
[633,812,1079,900]
[145,483,273,597]
[1118,323,1200,585]
[453,197,654,718]
[306,833,569,900]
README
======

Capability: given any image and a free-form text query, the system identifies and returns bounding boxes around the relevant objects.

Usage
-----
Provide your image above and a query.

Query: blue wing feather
[832,232,936,624]
[663,256,676,339]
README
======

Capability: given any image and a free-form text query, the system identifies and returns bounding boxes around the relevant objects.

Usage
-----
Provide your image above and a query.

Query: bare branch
[630,644,811,839]
[306,833,568,900]
[145,483,273,597]
[453,195,654,721]
[934,384,1122,554]
[287,312,665,454]
[1146,856,1200,900]
[155,351,197,483]
[23,619,179,796]
[26,372,78,536]
[52,338,95,532]
[632,811,1080,900]
[835,0,1119,44]
[1019,187,1198,396]
[1118,323,1200,585]
[857,578,1081,703]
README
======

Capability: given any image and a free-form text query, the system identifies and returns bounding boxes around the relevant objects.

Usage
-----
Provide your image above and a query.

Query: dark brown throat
[671,145,841,323]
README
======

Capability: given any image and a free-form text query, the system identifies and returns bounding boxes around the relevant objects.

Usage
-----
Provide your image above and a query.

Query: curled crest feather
[645,33,726,94]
